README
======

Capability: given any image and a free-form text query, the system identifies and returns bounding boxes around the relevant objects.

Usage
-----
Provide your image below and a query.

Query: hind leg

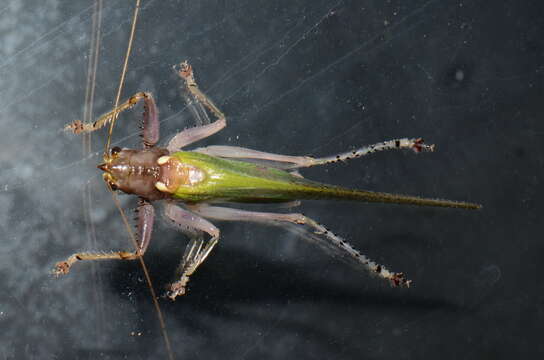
[192,138,434,169]
[188,203,411,288]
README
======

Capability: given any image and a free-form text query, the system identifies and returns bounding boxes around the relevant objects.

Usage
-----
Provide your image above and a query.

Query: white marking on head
[155,181,170,193]
[157,156,171,165]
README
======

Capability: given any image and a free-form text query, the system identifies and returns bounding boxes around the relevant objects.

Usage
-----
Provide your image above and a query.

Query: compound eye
[111,146,122,156]
[108,182,119,191]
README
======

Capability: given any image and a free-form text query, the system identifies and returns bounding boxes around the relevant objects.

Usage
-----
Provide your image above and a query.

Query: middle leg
[164,203,220,299]
[53,199,156,275]
[167,61,227,152]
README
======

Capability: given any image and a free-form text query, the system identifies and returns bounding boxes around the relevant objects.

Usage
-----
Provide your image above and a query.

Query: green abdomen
[170,151,331,203]
[169,151,481,210]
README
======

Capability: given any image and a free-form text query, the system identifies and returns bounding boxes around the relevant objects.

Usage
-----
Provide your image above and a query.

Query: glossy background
[0,1,542,359]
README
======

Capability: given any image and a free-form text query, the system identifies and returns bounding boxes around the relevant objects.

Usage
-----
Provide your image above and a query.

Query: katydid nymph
[55,61,481,300]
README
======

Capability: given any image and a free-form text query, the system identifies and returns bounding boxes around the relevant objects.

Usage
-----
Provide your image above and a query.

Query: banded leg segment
[167,61,227,151]
[192,138,434,169]
[188,204,411,288]
[53,200,156,275]
[64,91,160,148]
[293,138,434,169]
[164,203,220,299]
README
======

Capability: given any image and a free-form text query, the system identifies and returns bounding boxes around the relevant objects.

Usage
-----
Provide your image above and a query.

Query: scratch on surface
[310,120,366,155]
[0,71,63,114]
[206,16,306,95]
[0,4,95,73]
[416,63,434,82]
[218,1,344,106]
[245,3,434,120]
[251,0,343,81]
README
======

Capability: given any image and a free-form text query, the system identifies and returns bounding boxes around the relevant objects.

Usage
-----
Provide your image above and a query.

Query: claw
[389,272,412,288]
[53,261,71,276]
[412,138,435,153]
[175,61,193,79]
[64,120,84,134]
[166,279,188,301]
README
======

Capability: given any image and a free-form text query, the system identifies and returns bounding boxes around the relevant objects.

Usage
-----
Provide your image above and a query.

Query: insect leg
[53,200,155,275]
[164,203,220,300]
[188,204,411,288]
[166,118,226,152]
[288,138,435,169]
[175,61,224,121]
[191,138,433,169]
[64,92,159,148]
[167,61,227,151]
[192,145,314,168]
[135,198,155,254]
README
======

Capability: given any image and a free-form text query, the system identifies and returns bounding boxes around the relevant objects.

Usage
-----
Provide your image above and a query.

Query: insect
[54,60,481,300]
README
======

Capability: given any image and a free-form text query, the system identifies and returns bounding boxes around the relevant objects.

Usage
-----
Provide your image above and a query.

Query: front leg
[53,199,155,275]
[167,61,227,151]
[64,92,160,149]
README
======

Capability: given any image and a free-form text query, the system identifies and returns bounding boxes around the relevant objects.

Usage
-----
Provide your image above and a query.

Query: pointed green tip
[463,202,483,210]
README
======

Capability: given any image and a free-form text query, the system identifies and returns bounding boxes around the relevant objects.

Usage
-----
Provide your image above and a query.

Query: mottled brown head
[98,146,169,200]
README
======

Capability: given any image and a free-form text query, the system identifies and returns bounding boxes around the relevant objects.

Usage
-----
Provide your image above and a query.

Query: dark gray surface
[0,0,542,359]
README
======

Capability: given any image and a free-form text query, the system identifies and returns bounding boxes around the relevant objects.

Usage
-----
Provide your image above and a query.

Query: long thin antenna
[104,0,138,154]
[106,2,175,359]
[110,191,175,360]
